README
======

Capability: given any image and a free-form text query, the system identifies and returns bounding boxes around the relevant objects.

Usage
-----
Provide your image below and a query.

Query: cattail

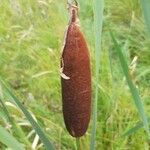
[60,2,91,137]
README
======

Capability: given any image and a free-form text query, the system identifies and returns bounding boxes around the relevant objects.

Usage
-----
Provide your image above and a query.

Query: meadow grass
[0,0,150,149]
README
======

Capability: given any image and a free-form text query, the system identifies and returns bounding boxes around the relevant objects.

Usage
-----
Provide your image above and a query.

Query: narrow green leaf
[0,98,12,123]
[140,0,150,36]
[123,118,150,137]
[0,125,24,150]
[0,79,55,150]
[110,31,150,139]
[123,122,144,137]
[90,0,104,150]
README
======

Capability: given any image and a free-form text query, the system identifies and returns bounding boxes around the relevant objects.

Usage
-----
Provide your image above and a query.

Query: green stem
[90,0,104,150]
[76,138,80,150]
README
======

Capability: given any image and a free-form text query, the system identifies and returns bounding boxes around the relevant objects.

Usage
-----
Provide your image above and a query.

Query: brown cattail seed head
[60,4,91,137]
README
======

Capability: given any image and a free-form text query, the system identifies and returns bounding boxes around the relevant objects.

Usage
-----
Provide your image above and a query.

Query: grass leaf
[110,31,150,139]
[0,78,55,150]
[123,118,150,137]
[140,0,150,36]
[0,97,31,147]
[0,125,24,150]
[90,0,104,150]
[0,98,13,123]
[123,121,144,137]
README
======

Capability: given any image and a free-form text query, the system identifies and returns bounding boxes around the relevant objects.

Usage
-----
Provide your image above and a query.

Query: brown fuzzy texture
[61,7,91,137]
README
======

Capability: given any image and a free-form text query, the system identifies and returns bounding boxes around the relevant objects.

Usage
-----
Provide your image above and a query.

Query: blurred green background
[0,0,150,149]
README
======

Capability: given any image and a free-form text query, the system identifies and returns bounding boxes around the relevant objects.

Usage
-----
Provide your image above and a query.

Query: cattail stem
[76,138,80,150]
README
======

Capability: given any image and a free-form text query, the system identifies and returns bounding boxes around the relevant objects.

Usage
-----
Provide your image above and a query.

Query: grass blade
[140,0,150,36]
[90,0,104,150]
[110,31,150,139]
[123,121,144,137]
[0,125,24,150]
[0,98,13,123]
[123,118,150,137]
[0,78,55,150]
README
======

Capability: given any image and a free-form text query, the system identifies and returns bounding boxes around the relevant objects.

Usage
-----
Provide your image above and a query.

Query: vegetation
[0,0,150,149]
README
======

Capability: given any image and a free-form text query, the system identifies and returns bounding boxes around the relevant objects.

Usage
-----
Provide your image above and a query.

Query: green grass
[0,0,150,149]
[0,78,54,150]
[0,125,24,150]
[110,30,150,139]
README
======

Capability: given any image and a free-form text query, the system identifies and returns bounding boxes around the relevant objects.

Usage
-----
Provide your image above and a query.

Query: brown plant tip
[60,6,91,137]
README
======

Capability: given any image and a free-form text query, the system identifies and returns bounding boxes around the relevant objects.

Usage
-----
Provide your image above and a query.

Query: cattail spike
[61,1,91,137]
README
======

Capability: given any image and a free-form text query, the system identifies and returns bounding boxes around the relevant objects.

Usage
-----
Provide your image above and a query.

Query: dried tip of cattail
[67,0,78,23]
[67,0,78,8]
